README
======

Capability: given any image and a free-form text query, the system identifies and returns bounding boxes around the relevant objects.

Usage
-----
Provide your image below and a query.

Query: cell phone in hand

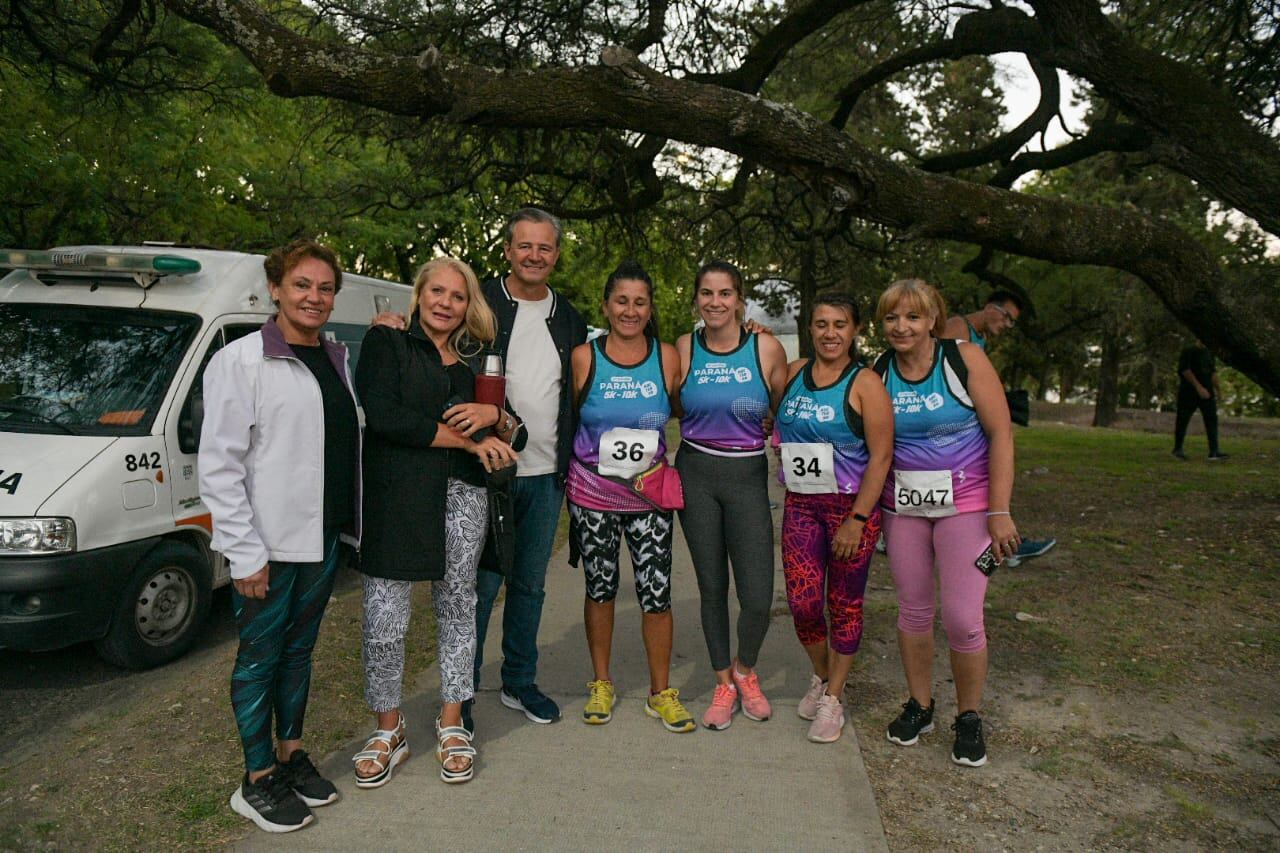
[440,395,465,420]
[974,545,999,577]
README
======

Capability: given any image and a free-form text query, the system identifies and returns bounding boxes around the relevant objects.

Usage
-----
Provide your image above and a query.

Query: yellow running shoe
[645,687,696,733]
[583,680,615,725]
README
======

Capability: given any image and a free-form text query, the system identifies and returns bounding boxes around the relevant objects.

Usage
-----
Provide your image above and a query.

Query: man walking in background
[1173,340,1228,461]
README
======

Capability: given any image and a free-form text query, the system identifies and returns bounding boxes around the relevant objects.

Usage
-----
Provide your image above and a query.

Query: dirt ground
[0,424,1275,850]
[846,426,1279,851]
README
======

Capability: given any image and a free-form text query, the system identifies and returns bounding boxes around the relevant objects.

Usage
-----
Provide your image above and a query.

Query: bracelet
[985,511,1010,517]
[851,511,870,523]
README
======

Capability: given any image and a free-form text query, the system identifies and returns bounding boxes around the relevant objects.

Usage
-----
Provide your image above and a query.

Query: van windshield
[0,304,200,436]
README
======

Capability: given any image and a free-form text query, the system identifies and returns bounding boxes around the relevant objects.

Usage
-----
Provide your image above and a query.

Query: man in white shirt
[473,209,587,728]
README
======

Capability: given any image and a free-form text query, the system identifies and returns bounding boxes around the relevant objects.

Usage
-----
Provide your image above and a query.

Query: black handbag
[478,462,517,578]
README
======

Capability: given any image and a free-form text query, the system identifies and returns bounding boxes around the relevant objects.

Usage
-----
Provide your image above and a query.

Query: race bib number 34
[598,427,661,479]
[894,469,957,517]
[781,442,837,493]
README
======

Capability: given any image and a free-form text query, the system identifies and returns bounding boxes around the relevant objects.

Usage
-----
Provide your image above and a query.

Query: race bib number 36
[894,469,957,517]
[781,442,837,493]
[598,427,661,479]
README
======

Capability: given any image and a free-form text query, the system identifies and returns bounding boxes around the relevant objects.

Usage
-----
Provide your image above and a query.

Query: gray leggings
[675,444,775,671]
[362,479,487,710]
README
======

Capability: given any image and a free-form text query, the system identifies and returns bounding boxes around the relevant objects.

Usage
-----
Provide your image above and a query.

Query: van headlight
[0,518,76,554]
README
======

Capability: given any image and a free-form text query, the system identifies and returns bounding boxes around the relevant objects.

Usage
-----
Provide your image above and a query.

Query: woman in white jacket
[199,239,361,834]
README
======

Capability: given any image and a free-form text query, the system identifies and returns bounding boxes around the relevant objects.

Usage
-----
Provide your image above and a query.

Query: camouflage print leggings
[569,504,673,613]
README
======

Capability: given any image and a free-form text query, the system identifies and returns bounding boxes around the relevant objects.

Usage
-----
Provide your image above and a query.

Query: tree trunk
[1092,319,1121,427]
[1059,355,1079,404]
[797,240,818,359]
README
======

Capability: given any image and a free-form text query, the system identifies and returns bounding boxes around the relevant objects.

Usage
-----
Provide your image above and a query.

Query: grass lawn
[850,423,1279,850]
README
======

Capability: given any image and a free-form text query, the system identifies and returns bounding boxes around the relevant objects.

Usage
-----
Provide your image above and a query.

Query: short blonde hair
[875,278,948,337]
[412,257,497,357]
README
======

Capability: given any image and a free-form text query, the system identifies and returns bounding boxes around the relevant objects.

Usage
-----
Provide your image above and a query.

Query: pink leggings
[882,510,990,654]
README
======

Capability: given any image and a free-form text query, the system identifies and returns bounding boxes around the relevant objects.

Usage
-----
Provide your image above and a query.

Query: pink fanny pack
[630,460,685,511]
[596,458,685,512]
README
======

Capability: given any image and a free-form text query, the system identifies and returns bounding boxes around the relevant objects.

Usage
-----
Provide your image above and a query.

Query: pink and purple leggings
[781,492,882,655]
[882,510,990,654]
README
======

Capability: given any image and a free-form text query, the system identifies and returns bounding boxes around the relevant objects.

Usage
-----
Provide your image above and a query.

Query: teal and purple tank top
[567,336,671,512]
[880,341,989,514]
[775,360,869,495]
[679,329,770,456]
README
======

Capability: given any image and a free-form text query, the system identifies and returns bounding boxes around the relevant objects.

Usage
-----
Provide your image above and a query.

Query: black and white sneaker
[501,684,561,724]
[278,749,339,807]
[229,772,314,833]
[887,697,935,746]
[951,711,988,767]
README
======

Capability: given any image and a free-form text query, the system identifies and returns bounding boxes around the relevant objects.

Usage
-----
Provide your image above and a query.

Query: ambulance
[0,245,410,668]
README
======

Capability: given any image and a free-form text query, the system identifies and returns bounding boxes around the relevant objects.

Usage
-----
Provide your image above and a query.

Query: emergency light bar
[0,249,201,287]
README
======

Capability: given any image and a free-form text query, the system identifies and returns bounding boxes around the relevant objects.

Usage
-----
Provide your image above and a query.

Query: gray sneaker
[797,673,827,720]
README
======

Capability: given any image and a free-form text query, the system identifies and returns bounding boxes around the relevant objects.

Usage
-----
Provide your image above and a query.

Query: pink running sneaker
[798,674,827,721]
[701,683,738,731]
[807,693,845,743]
[732,668,771,722]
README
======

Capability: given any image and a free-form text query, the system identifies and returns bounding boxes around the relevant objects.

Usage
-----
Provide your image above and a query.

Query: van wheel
[94,542,212,670]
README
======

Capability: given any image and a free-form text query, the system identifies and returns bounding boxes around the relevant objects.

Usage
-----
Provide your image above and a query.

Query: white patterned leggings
[362,479,488,710]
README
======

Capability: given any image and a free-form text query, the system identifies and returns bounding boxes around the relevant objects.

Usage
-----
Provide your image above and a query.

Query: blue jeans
[474,473,564,690]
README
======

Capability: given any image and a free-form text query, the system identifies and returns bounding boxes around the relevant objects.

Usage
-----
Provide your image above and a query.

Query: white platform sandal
[435,716,476,784]
[352,713,409,789]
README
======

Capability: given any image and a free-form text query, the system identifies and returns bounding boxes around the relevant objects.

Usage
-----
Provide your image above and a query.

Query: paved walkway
[241,480,889,851]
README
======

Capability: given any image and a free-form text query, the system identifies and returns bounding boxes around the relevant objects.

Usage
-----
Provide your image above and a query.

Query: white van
[0,245,411,668]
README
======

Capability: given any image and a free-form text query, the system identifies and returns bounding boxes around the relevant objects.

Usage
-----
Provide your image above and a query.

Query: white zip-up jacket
[198,318,362,580]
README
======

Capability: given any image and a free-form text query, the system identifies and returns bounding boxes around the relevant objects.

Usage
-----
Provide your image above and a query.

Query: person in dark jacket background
[352,256,523,787]
[473,208,587,729]
[1173,339,1228,460]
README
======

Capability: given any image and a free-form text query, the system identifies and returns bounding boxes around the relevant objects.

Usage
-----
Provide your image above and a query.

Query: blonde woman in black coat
[353,257,523,786]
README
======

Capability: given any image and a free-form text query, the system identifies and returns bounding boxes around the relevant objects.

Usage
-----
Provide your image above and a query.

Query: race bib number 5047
[893,469,956,517]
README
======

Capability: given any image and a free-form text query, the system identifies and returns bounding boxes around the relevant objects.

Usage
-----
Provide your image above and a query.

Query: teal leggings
[230,532,340,772]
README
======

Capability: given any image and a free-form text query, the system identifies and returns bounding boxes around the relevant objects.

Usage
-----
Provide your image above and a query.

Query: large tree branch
[691,0,868,94]
[624,0,667,55]
[830,7,1048,129]
[161,0,1280,394]
[920,57,1060,174]
[988,115,1150,188]
[1026,0,1280,236]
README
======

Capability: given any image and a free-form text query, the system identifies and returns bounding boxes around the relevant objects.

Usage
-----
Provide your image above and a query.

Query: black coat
[355,319,524,582]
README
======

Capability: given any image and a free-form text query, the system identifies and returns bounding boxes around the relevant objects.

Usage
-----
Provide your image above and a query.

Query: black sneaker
[1208,452,1230,461]
[1172,449,1188,460]
[461,697,475,737]
[501,683,561,724]
[278,750,339,807]
[887,697,935,746]
[229,772,314,833]
[951,711,988,767]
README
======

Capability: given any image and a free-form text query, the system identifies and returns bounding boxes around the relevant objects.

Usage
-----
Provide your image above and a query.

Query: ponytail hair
[604,259,660,339]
